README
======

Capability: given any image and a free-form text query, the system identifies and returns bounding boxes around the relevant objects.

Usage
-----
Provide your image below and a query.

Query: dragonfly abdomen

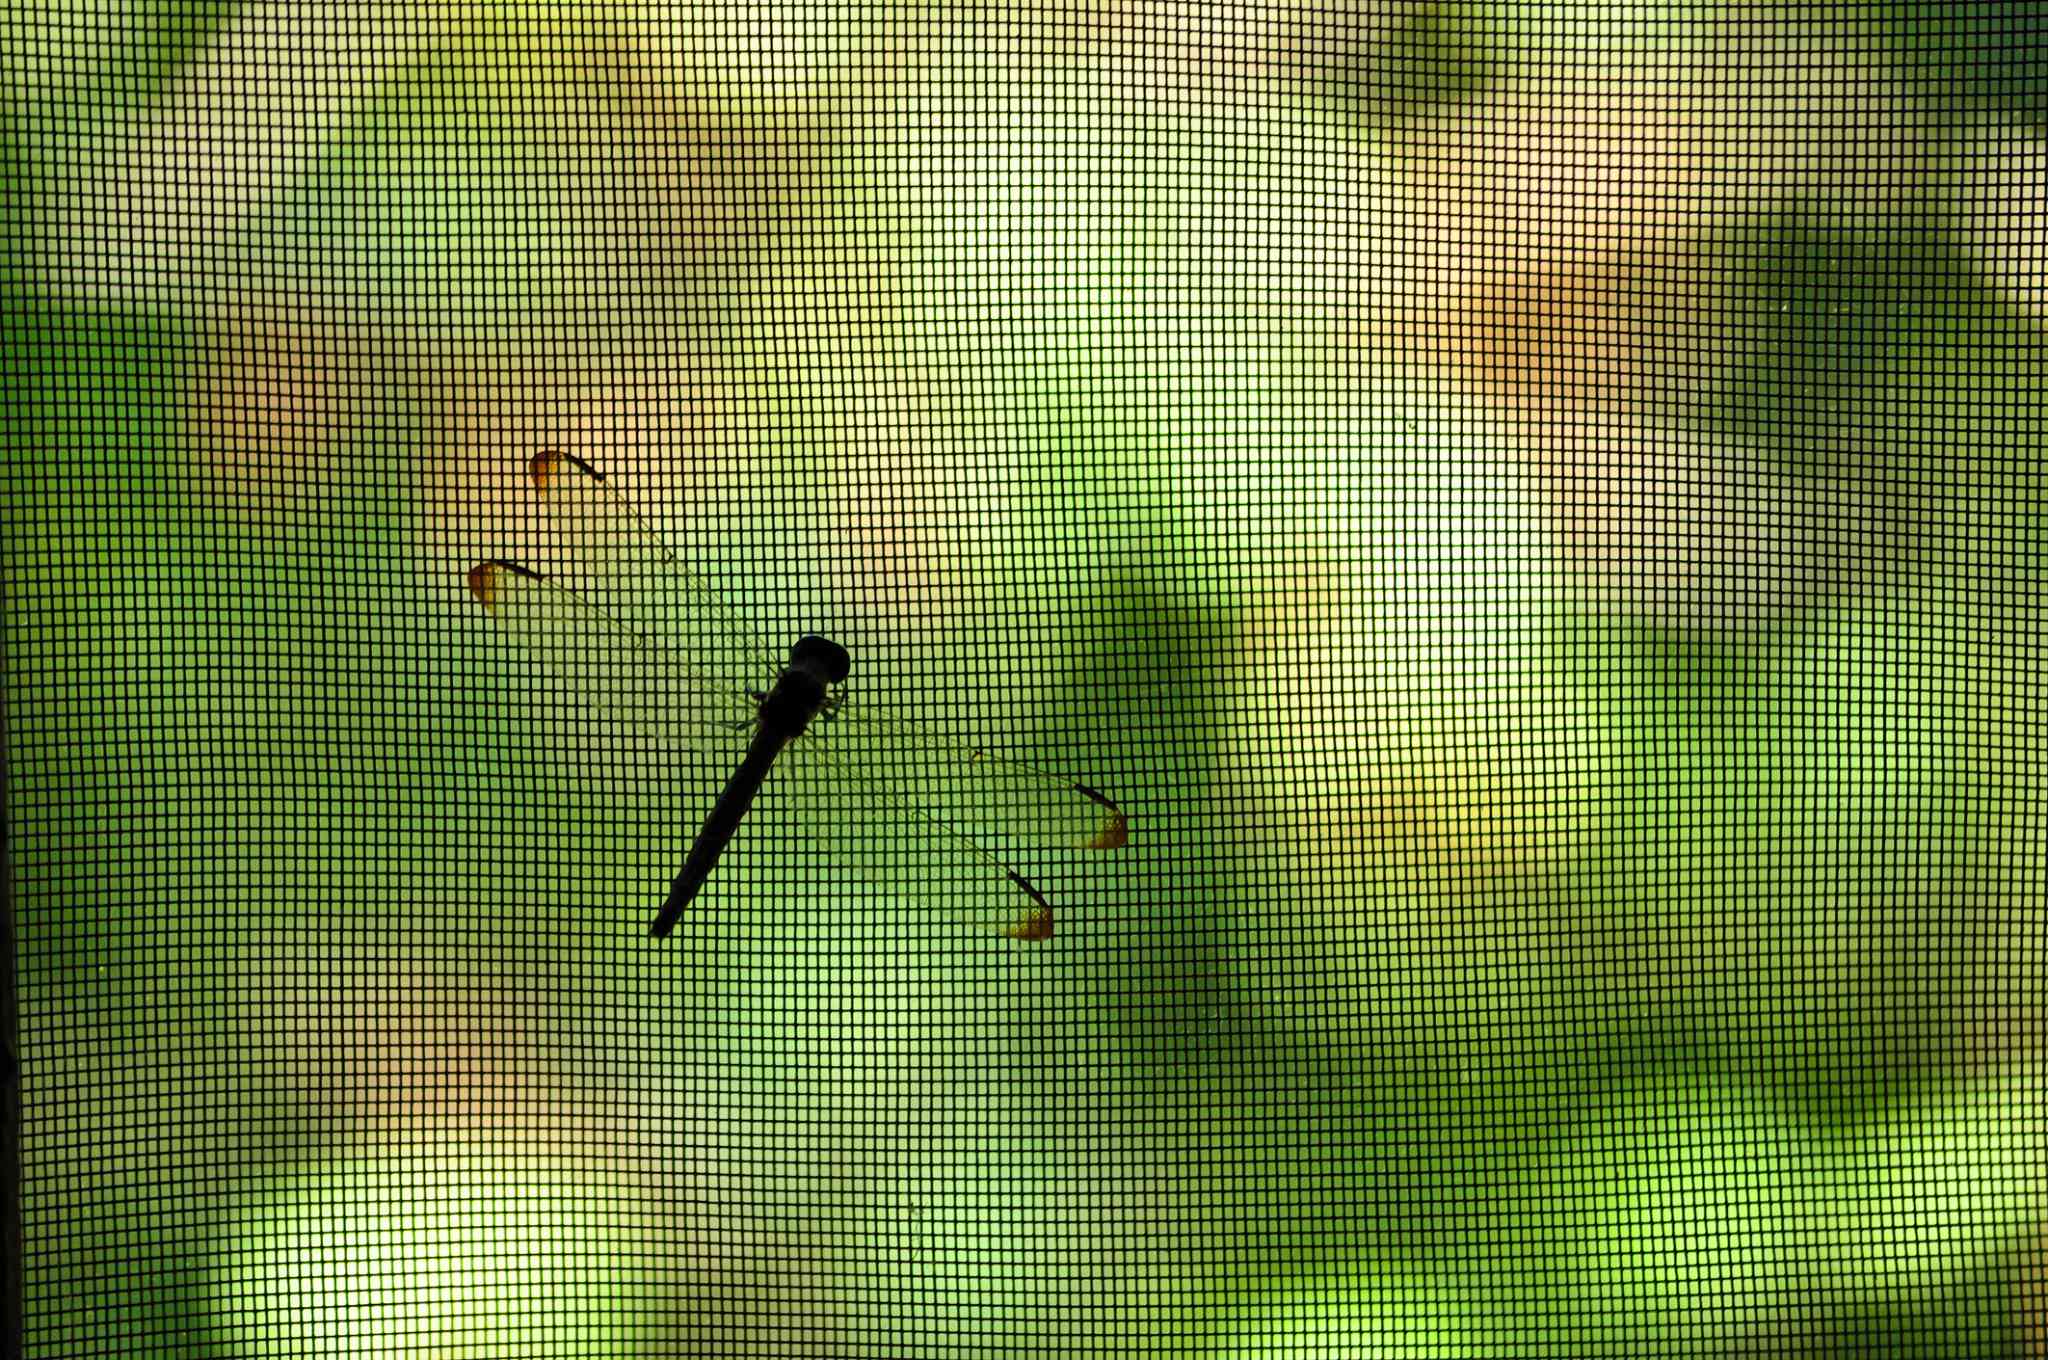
[648,635,850,938]
[650,725,792,937]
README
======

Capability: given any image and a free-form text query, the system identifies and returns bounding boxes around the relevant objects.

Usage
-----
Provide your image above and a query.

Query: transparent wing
[774,739,1056,941]
[467,559,755,755]
[521,448,782,695]
[802,709,1128,853]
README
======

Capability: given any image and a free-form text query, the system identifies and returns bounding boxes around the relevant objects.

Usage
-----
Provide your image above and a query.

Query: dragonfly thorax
[754,635,850,737]
[789,634,851,684]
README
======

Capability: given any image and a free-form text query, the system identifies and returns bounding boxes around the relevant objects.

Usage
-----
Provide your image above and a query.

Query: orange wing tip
[468,558,542,609]
[526,449,566,489]
[1004,873,1054,941]
[1008,907,1054,942]
[528,447,604,491]
[1077,786,1129,850]
[1089,810,1129,851]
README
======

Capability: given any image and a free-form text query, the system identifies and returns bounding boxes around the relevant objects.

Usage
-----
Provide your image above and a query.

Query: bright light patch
[212,1148,662,1357]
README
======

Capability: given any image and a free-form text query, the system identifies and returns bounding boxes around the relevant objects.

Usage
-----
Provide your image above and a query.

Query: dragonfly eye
[791,635,851,684]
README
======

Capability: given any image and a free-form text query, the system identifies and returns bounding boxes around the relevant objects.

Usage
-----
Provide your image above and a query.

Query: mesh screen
[8,4,2047,1356]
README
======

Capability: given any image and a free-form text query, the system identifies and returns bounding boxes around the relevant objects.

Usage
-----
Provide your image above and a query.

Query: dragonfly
[468,450,1128,940]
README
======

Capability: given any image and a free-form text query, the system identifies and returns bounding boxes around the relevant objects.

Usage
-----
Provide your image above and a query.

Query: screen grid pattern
[7,5,2047,1357]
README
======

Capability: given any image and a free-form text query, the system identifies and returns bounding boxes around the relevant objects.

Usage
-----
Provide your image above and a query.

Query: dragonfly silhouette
[468,451,1128,939]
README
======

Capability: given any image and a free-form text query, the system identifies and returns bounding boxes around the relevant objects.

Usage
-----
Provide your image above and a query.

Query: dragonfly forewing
[806,710,1127,853]
[523,449,783,696]
[468,559,757,758]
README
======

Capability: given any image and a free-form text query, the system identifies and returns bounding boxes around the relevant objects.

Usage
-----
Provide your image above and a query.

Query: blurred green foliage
[8,2,2046,1356]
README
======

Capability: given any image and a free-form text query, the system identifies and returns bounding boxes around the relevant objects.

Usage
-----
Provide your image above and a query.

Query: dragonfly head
[790,634,851,685]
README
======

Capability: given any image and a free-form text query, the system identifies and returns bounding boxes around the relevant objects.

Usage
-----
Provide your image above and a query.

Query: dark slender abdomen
[650,725,790,937]
[648,635,848,938]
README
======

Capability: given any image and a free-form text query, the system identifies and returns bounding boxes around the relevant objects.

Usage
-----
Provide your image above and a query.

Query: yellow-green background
[7,3,2046,1355]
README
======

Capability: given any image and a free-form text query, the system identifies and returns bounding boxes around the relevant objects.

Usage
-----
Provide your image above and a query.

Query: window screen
[8,4,2046,1356]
